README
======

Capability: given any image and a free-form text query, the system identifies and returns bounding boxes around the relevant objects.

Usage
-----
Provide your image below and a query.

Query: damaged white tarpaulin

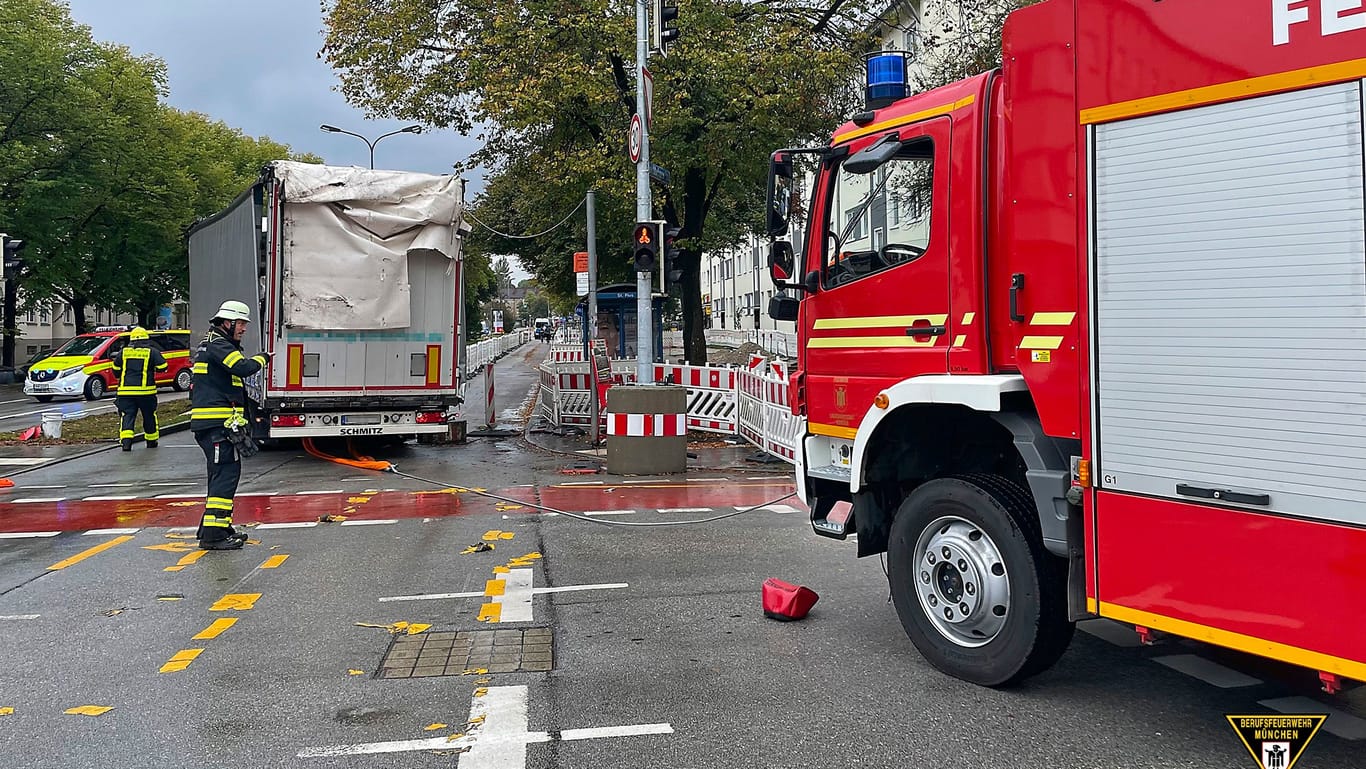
[273,161,464,330]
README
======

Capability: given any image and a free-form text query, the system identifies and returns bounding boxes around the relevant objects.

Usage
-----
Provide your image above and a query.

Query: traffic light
[632,220,662,273]
[0,234,25,282]
[651,0,680,55]
[661,225,682,287]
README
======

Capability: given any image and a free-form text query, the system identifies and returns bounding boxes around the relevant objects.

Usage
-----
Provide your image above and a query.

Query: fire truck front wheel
[887,474,1073,687]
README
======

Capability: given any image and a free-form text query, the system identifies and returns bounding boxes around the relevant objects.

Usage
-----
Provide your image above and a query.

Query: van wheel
[887,474,1073,687]
[173,368,192,391]
[83,376,106,401]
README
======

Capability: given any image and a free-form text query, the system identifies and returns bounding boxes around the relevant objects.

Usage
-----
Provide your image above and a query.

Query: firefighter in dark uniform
[191,300,269,550]
[111,327,166,451]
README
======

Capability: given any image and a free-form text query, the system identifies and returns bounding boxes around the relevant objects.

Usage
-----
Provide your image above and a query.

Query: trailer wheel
[888,475,1073,687]
[173,368,192,392]
[83,375,106,401]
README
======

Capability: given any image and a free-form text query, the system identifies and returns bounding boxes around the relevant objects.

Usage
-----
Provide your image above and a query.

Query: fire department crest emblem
[1226,714,1325,769]
[834,386,847,410]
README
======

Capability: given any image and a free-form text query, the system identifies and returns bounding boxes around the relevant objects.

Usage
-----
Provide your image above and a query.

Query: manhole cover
[378,628,553,679]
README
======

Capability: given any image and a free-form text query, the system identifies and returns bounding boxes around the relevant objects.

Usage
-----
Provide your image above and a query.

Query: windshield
[823,138,934,288]
[52,335,109,357]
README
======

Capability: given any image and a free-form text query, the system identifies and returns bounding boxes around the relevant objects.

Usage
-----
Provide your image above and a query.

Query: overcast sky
[64,0,530,279]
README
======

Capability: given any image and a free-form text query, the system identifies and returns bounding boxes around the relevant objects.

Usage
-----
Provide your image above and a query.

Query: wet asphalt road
[0,343,1362,769]
[0,383,184,433]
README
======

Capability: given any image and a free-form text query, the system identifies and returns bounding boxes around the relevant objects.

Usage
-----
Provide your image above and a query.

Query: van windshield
[52,336,108,357]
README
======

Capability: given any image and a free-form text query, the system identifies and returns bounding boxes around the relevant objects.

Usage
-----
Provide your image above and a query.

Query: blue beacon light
[865,52,908,111]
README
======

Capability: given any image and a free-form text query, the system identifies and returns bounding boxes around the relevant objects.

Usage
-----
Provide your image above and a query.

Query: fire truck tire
[887,474,1073,687]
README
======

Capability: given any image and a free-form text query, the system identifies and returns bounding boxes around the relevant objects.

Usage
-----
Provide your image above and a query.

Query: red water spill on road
[0,481,799,533]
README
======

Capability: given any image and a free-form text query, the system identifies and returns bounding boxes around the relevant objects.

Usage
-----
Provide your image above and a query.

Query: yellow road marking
[164,550,208,572]
[64,705,113,716]
[260,555,289,569]
[143,542,196,553]
[477,603,502,622]
[47,535,134,571]
[210,593,262,611]
[484,579,506,597]
[159,648,204,673]
[192,618,238,640]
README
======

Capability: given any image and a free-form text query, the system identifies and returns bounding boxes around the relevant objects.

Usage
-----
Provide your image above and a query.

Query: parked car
[24,326,193,402]
[15,347,54,379]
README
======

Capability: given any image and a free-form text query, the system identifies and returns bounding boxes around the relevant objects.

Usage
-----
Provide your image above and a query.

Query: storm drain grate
[379,628,553,678]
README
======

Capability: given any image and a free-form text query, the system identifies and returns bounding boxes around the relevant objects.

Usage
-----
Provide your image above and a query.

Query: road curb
[1,418,193,478]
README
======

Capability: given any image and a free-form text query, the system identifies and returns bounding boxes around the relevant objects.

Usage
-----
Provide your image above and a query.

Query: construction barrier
[538,348,800,464]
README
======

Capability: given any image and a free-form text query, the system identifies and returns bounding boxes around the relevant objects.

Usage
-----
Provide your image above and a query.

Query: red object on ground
[0,479,12,488]
[762,578,818,621]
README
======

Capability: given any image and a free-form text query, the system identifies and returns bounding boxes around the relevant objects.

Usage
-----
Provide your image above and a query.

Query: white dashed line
[380,582,628,603]
[339,519,398,526]
[234,492,274,497]
[88,483,136,488]
[83,495,139,502]
[0,531,60,538]
[255,522,320,530]
[0,614,40,620]
[1260,696,1366,740]
[295,490,344,496]
[0,457,52,466]
[11,498,65,504]
[1077,619,1144,648]
[83,527,140,535]
[166,526,197,534]
[584,510,636,516]
[148,482,191,487]
[559,481,604,486]
[735,504,801,514]
[658,507,712,514]
[13,485,65,490]
[1153,654,1261,688]
[154,494,199,499]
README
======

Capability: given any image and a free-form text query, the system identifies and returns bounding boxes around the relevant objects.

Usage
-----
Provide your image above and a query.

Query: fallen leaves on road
[167,501,202,508]
[424,723,447,731]
[0,707,13,716]
[347,670,364,676]
[318,515,348,523]
[347,496,371,505]
[481,530,515,541]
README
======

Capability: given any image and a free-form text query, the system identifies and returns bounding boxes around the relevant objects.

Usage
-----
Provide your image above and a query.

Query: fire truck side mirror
[769,293,799,322]
[766,153,793,236]
[768,241,794,282]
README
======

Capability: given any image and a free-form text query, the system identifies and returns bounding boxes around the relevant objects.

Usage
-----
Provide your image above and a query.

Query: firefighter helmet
[129,327,149,341]
[213,300,252,323]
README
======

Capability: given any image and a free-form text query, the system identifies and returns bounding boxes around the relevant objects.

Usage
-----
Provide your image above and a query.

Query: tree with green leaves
[322,0,887,363]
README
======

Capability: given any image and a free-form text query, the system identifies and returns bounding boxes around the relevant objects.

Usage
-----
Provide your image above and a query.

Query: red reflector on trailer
[762,578,819,621]
[271,414,305,428]
[415,411,446,425]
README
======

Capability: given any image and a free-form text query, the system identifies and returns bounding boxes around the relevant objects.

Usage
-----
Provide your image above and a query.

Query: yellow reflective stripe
[201,517,232,528]
[251,355,267,367]
[223,351,244,367]
[190,408,238,419]
[205,499,233,511]
[85,362,114,374]
[119,430,135,439]
[192,363,208,374]
[231,376,243,387]
[145,431,160,440]
[163,351,189,359]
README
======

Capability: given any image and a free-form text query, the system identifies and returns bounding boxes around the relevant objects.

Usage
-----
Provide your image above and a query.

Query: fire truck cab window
[823,138,933,288]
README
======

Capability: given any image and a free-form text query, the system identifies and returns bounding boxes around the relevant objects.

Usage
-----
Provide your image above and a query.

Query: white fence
[461,331,532,401]
[538,345,801,464]
[662,329,797,360]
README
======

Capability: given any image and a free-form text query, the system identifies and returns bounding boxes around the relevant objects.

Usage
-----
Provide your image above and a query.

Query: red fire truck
[764,0,1366,689]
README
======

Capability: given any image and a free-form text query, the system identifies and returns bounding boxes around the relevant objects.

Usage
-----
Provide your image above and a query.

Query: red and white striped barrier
[606,412,687,437]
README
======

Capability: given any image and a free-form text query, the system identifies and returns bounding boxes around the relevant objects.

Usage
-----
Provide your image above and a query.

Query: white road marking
[0,531,60,538]
[1152,654,1261,688]
[489,568,534,623]
[339,519,398,526]
[255,522,319,530]
[338,477,374,482]
[295,490,344,496]
[148,482,191,487]
[154,494,199,499]
[1260,696,1366,740]
[584,509,635,516]
[745,476,788,480]
[1076,619,1144,648]
[84,527,140,535]
[0,457,52,466]
[379,582,628,603]
[166,527,197,533]
[0,402,118,422]
[658,507,712,514]
[559,481,604,486]
[12,485,65,490]
[297,685,671,761]
[11,498,65,504]
[88,483,137,488]
[0,614,40,620]
[234,492,275,497]
[83,495,139,502]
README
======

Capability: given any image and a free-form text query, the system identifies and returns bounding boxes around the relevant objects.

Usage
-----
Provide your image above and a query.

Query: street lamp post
[318,124,423,169]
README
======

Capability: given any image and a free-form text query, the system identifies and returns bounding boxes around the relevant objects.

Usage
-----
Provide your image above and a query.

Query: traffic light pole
[635,0,654,384]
